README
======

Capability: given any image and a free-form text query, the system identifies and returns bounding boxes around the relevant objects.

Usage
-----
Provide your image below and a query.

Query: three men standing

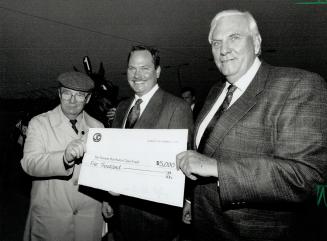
[21,9,327,241]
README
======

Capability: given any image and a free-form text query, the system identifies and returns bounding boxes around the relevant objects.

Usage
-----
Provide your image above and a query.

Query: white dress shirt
[196,58,262,147]
[123,84,159,127]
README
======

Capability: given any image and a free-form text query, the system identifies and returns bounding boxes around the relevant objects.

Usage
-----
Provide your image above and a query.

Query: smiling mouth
[221,58,234,63]
[133,80,145,84]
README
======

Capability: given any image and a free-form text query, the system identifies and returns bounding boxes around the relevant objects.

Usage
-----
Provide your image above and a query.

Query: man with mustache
[105,45,193,241]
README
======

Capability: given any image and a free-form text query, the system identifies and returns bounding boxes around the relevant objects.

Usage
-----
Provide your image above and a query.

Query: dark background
[1,0,327,100]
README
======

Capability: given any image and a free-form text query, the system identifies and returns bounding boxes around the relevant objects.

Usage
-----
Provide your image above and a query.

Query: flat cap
[57,71,94,92]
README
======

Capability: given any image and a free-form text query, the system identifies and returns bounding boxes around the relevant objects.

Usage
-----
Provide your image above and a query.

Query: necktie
[125,99,143,129]
[197,84,237,152]
[70,119,78,134]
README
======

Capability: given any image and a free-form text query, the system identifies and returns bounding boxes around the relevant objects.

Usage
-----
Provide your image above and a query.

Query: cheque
[78,128,188,207]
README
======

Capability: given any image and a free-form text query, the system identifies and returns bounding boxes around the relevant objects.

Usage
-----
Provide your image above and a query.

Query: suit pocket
[235,125,271,141]
[227,125,273,155]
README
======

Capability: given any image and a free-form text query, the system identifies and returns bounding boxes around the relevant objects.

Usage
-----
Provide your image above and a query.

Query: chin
[132,87,144,94]
[221,69,236,77]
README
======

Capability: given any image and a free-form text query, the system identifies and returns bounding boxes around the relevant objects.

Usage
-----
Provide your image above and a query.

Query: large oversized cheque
[78,128,188,207]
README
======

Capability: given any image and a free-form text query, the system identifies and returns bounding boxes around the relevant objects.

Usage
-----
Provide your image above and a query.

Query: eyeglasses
[60,90,89,102]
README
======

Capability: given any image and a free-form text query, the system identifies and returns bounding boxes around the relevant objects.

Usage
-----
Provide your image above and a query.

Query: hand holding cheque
[176,150,218,180]
[63,139,86,167]
[78,128,188,207]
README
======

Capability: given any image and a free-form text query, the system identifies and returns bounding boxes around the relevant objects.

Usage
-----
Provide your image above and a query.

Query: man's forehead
[130,50,151,59]
[213,15,249,37]
[129,50,154,65]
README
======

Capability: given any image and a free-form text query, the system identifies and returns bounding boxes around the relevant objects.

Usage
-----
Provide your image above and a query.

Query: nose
[220,41,230,56]
[69,95,77,103]
[134,69,142,79]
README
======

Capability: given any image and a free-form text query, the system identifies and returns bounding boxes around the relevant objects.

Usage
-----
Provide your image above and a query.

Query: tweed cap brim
[58,71,94,92]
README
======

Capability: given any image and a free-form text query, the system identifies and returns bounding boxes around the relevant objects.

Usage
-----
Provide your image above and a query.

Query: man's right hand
[106,108,117,121]
[176,150,218,180]
[64,139,86,166]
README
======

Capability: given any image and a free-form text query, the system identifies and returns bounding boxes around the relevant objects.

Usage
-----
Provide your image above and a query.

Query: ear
[253,34,262,56]
[85,94,92,104]
[156,66,161,78]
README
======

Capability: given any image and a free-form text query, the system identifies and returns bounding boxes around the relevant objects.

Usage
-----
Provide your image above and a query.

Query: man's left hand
[102,201,114,219]
[182,201,192,224]
[176,150,218,180]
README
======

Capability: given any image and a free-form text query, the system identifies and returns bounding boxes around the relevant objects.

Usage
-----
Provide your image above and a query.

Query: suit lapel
[134,89,164,128]
[113,98,134,128]
[193,82,225,149]
[200,63,271,157]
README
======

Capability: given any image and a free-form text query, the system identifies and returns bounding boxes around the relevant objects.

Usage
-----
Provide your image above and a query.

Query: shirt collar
[232,57,261,91]
[59,106,84,124]
[134,84,159,104]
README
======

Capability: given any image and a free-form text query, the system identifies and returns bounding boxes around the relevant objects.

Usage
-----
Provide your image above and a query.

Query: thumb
[80,131,89,152]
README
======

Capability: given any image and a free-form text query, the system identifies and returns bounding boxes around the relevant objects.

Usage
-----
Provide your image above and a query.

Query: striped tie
[125,99,143,128]
[197,85,237,152]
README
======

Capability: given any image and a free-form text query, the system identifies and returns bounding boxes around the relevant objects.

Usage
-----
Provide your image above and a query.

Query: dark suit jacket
[191,101,203,122]
[192,63,327,241]
[112,88,194,241]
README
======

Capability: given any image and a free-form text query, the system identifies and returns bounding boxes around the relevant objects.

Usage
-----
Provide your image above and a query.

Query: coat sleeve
[218,73,327,208]
[168,100,194,150]
[21,117,73,177]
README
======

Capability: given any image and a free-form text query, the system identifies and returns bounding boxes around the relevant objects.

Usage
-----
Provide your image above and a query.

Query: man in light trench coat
[21,72,111,241]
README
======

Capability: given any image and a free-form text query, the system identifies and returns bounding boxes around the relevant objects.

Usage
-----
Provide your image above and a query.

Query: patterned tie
[197,84,237,152]
[70,119,78,134]
[125,99,143,129]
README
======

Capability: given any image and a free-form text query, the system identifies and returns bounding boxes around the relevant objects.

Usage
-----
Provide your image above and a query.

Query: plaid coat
[192,63,327,241]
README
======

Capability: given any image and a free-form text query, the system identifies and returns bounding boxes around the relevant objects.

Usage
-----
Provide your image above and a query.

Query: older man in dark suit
[176,10,327,241]
[104,45,193,241]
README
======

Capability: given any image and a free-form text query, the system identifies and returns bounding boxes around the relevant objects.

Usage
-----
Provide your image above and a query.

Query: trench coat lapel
[48,106,77,138]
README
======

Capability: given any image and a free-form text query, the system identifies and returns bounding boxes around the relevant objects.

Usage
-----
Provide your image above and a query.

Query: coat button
[73,210,78,215]
[73,180,78,186]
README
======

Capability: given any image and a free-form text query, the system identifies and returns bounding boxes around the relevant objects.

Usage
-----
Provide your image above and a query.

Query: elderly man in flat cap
[21,72,109,241]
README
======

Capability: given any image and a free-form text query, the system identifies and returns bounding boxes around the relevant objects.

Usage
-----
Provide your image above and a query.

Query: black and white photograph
[1,1,327,241]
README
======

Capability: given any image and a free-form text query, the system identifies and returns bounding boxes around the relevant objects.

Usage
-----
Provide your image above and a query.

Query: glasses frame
[60,89,90,102]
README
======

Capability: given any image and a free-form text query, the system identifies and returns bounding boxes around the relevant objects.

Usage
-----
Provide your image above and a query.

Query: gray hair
[208,10,262,54]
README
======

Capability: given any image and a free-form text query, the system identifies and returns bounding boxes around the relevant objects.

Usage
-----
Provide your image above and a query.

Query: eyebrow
[128,64,153,68]
[230,33,241,37]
